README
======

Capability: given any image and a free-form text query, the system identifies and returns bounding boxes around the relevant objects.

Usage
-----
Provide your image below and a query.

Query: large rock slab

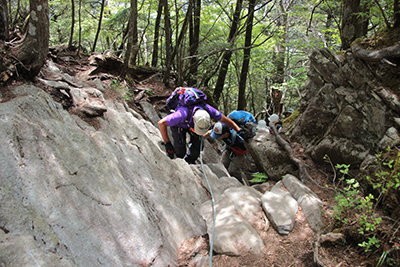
[200,187,266,256]
[282,174,325,232]
[0,232,74,267]
[0,83,223,266]
[261,181,298,235]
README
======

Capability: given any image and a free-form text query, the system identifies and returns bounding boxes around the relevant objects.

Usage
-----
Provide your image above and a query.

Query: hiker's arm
[203,129,212,140]
[220,115,241,132]
[158,118,170,144]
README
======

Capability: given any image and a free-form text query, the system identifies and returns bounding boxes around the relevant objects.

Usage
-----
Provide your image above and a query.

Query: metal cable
[199,136,216,267]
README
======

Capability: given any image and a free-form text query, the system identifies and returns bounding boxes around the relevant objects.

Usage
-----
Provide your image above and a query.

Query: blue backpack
[228,110,257,138]
[166,87,207,110]
[228,110,257,125]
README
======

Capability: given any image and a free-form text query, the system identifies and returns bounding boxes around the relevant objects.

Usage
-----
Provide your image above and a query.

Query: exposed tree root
[268,121,333,191]
[313,233,345,267]
[352,43,400,66]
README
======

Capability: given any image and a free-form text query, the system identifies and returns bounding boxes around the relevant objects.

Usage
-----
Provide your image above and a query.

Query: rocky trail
[26,49,371,267]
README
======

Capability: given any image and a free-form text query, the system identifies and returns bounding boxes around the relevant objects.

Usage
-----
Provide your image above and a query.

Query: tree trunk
[0,0,8,41]
[237,0,255,110]
[213,0,243,104]
[340,0,368,50]
[170,0,193,86]
[128,0,138,66]
[352,43,400,64]
[12,0,49,79]
[68,0,75,47]
[162,0,172,86]
[394,0,400,28]
[122,0,138,76]
[78,0,82,56]
[187,0,201,87]
[324,11,333,47]
[271,0,288,116]
[117,23,129,57]
[92,0,105,52]
[151,0,163,67]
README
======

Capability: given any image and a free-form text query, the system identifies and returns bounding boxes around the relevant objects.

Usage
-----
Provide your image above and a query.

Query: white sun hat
[268,114,279,123]
[256,120,267,129]
[193,109,211,135]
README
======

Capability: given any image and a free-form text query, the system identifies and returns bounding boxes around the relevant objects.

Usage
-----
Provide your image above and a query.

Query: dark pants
[171,126,201,164]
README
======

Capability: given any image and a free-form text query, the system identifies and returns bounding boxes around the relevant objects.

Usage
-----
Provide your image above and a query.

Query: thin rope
[199,136,216,267]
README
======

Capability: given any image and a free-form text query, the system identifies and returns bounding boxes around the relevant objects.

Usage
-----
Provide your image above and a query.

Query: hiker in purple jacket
[158,104,242,164]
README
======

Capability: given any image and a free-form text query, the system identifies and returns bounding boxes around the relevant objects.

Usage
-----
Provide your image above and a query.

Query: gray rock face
[0,232,74,267]
[5,46,392,265]
[0,84,211,266]
[289,48,400,167]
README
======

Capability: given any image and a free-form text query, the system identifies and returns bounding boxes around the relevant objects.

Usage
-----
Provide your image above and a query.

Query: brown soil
[13,48,379,267]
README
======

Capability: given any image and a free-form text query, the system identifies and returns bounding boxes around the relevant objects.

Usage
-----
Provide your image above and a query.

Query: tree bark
[92,0,105,52]
[352,43,400,64]
[340,0,368,50]
[12,0,49,79]
[394,0,400,28]
[122,0,138,77]
[68,0,75,47]
[213,0,243,104]
[170,0,193,86]
[78,0,81,56]
[237,0,255,110]
[162,0,172,86]
[187,0,201,87]
[0,0,8,41]
[151,0,163,67]
[270,0,289,116]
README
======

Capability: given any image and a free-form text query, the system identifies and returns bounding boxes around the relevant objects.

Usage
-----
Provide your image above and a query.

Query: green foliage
[331,150,400,264]
[332,163,382,253]
[367,149,400,196]
[13,0,394,117]
[145,89,154,96]
[110,78,133,101]
[249,173,268,183]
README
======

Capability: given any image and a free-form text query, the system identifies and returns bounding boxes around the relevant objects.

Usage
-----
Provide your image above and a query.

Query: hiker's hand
[164,141,174,159]
[238,129,252,142]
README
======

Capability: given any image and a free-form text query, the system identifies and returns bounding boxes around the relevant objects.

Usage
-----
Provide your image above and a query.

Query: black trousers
[171,126,201,164]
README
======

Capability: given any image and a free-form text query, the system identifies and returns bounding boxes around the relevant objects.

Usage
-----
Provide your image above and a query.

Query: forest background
[2,0,399,119]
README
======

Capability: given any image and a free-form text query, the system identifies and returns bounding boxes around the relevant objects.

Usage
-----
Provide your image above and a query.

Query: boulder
[200,187,266,256]
[282,174,325,233]
[246,128,297,181]
[261,181,298,235]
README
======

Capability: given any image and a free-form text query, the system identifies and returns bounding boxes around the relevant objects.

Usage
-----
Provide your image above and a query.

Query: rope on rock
[199,136,216,267]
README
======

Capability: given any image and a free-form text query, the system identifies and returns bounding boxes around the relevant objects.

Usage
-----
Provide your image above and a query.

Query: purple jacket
[166,104,222,129]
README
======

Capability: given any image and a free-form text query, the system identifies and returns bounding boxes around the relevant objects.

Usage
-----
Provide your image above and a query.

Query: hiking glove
[164,141,174,159]
[238,129,252,142]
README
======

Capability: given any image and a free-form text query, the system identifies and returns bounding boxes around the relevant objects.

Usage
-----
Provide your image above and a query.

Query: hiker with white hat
[267,113,282,132]
[158,104,243,164]
[204,122,250,183]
